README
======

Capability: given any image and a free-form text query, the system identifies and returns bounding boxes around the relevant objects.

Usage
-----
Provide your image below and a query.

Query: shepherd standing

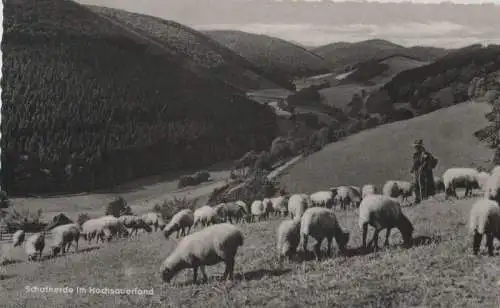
[410,139,438,204]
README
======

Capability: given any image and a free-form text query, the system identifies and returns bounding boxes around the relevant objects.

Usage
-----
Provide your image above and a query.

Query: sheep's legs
[362,223,368,249]
[368,229,381,250]
[473,231,482,255]
[302,235,309,256]
[193,267,198,284]
[326,236,333,257]
[313,240,322,261]
[384,228,392,247]
[222,258,235,280]
[200,266,208,282]
[486,233,495,256]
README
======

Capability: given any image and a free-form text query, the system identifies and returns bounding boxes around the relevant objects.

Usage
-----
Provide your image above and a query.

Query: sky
[78,0,500,48]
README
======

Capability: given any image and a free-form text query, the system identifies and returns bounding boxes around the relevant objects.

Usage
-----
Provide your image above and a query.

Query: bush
[2,207,46,233]
[177,171,212,188]
[105,196,132,218]
[153,197,198,221]
[209,174,278,205]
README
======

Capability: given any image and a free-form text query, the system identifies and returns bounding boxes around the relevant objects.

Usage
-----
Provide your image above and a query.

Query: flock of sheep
[5,165,500,285]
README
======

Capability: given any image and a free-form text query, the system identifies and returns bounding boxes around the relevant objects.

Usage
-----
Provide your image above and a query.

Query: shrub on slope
[204,30,331,81]
[1,0,278,195]
[278,103,493,193]
[86,6,294,91]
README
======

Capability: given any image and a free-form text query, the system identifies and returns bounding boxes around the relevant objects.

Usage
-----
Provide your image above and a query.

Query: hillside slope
[1,0,278,195]
[204,30,331,81]
[313,39,449,72]
[86,6,294,91]
[278,102,493,193]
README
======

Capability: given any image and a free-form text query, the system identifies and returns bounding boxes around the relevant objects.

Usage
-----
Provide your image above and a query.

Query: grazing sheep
[222,202,247,224]
[213,203,228,222]
[163,209,194,239]
[442,168,480,199]
[382,180,413,205]
[359,194,414,250]
[141,212,166,232]
[434,177,445,193]
[288,194,310,220]
[25,232,45,261]
[12,230,25,247]
[160,223,244,284]
[335,186,362,210]
[277,219,301,265]
[118,215,153,236]
[250,200,267,222]
[193,206,220,228]
[300,207,349,260]
[270,196,289,216]
[310,191,335,209]
[50,223,81,257]
[469,198,500,256]
[81,216,128,244]
[362,185,377,198]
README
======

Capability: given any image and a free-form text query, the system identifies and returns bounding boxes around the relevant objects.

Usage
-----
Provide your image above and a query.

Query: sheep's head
[143,223,153,233]
[52,246,61,258]
[401,216,414,247]
[338,231,350,252]
[161,266,174,283]
[163,227,173,239]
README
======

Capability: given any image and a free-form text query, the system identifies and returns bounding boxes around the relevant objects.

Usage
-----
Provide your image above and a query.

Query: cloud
[194,21,500,47]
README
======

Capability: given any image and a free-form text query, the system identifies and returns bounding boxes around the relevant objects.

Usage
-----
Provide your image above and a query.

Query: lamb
[193,206,220,228]
[288,194,310,220]
[118,215,153,236]
[141,212,166,232]
[276,219,301,265]
[160,223,244,284]
[12,230,25,247]
[25,232,45,261]
[250,200,267,222]
[469,198,500,256]
[335,186,362,210]
[358,194,414,250]
[382,180,414,205]
[49,223,81,257]
[163,209,194,239]
[300,207,350,260]
[310,191,335,209]
[442,168,480,199]
[362,185,377,198]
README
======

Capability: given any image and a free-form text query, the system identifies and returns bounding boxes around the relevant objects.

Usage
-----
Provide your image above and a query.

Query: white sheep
[81,216,128,244]
[141,212,166,232]
[160,223,244,284]
[300,207,350,260]
[25,232,45,261]
[12,230,25,247]
[213,203,228,222]
[469,198,500,256]
[310,191,335,209]
[477,171,491,191]
[250,200,266,222]
[362,185,377,198]
[193,206,220,228]
[491,165,500,175]
[270,196,288,216]
[359,194,414,250]
[118,215,153,236]
[163,209,194,239]
[49,223,81,257]
[288,194,310,220]
[442,168,480,199]
[335,186,362,210]
[276,219,301,265]
[382,180,413,205]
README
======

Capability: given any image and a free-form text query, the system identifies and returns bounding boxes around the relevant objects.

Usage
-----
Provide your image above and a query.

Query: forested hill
[1,0,278,195]
[86,6,295,91]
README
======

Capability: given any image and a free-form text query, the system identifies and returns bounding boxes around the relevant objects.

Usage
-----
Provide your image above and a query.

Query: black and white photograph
[1,0,500,306]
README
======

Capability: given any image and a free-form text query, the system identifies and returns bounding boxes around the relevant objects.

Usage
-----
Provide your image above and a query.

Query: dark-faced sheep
[359,194,414,250]
[469,198,500,256]
[300,207,350,260]
[160,223,244,284]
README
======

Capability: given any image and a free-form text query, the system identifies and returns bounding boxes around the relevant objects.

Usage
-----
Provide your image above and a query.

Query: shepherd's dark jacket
[411,150,438,198]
